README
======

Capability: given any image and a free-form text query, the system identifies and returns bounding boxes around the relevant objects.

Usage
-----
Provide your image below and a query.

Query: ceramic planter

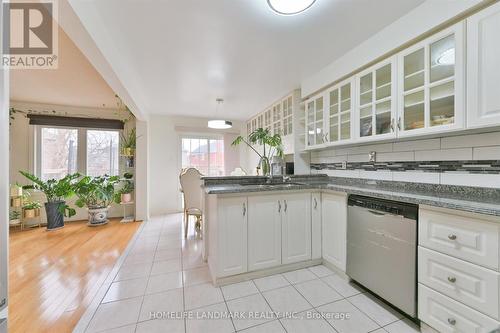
[24,209,36,219]
[11,197,22,208]
[121,193,132,203]
[122,147,135,156]
[10,186,22,197]
[45,201,65,230]
[9,219,21,226]
[87,206,109,226]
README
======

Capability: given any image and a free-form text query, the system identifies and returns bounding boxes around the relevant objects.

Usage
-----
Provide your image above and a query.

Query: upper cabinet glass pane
[376,64,391,100]
[330,89,339,116]
[404,48,424,91]
[359,73,373,105]
[315,97,323,119]
[340,84,351,112]
[430,34,455,83]
[430,81,455,126]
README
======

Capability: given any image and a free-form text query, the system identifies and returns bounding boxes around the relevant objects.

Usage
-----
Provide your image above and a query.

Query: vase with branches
[232,128,283,176]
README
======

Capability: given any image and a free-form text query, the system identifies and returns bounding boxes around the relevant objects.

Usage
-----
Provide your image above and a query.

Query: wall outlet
[341,161,348,170]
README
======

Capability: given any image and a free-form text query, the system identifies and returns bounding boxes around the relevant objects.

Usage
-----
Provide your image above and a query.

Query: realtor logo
[2,0,58,69]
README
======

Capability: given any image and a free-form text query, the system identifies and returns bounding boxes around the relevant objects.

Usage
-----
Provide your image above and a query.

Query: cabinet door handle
[447,276,456,283]
[448,234,457,240]
[324,133,329,142]
[278,200,281,213]
[242,202,246,216]
[447,318,456,326]
[284,200,287,212]
[390,118,395,132]
[397,117,402,131]
[313,197,318,209]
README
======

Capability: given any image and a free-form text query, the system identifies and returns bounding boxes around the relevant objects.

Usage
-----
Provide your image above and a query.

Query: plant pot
[87,206,109,226]
[260,157,270,176]
[121,193,132,203]
[45,201,65,231]
[9,219,20,226]
[122,147,135,156]
[11,197,22,208]
[10,186,22,197]
[24,209,36,219]
[124,156,134,168]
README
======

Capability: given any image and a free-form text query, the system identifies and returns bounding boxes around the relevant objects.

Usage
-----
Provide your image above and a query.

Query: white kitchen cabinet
[282,193,312,264]
[248,195,282,271]
[398,23,465,137]
[311,192,322,260]
[305,93,326,149]
[217,197,248,277]
[467,2,500,128]
[325,78,354,145]
[356,57,397,142]
[272,102,282,135]
[321,192,347,272]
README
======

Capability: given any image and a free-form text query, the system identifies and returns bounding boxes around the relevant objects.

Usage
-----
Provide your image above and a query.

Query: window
[40,127,78,180]
[87,130,119,177]
[181,137,224,176]
[37,126,120,180]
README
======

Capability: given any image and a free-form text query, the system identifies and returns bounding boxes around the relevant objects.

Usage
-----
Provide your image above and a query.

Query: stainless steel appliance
[346,195,418,317]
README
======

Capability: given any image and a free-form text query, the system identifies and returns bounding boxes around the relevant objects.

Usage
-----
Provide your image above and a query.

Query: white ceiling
[10,26,118,110]
[68,0,425,120]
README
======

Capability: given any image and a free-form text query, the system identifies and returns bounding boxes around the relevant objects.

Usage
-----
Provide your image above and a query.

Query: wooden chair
[179,168,203,239]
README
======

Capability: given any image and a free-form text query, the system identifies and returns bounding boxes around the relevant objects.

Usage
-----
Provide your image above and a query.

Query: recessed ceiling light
[267,0,316,15]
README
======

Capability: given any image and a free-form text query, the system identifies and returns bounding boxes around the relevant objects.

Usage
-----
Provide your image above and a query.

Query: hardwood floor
[8,219,141,333]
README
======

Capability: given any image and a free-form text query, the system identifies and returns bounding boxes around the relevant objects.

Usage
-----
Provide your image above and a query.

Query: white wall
[311,131,500,188]
[0,0,9,321]
[148,115,244,216]
[9,101,136,223]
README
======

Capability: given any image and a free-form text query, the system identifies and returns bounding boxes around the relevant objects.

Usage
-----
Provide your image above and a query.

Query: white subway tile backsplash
[392,139,440,152]
[440,173,500,188]
[473,146,500,160]
[347,154,370,163]
[377,151,415,162]
[335,143,393,156]
[415,148,473,161]
[392,172,440,184]
[441,132,500,149]
[358,171,392,181]
[323,170,360,178]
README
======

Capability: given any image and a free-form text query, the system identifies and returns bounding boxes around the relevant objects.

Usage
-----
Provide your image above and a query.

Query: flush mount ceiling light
[437,48,455,66]
[267,0,316,15]
[208,98,233,129]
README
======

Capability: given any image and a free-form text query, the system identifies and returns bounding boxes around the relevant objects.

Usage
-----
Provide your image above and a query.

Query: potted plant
[232,128,284,176]
[120,128,137,156]
[73,175,120,226]
[9,211,21,225]
[10,183,23,197]
[115,180,134,203]
[23,201,41,218]
[19,171,78,231]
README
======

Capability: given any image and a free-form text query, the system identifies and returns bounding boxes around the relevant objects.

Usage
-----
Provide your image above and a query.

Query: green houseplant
[19,171,78,230]
[120,128,137,156]
[115,180,134,204]
[232,128,284,175]
[22,201,41,218]
[73,175,120,226]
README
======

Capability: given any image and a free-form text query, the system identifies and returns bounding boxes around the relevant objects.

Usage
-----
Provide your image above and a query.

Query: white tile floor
[79,214,421,333]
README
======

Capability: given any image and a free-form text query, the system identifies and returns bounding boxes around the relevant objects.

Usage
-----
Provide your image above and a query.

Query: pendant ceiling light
[267,0,316,15]
[208,98,232,129]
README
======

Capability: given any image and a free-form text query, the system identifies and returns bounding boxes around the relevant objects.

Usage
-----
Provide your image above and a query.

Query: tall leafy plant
[232,128,283,174]
[73,175,120,209]
[19,171,79,217]
[120,127,137,150]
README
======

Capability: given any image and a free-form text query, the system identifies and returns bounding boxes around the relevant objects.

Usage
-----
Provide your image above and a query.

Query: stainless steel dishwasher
[346,195,418,318]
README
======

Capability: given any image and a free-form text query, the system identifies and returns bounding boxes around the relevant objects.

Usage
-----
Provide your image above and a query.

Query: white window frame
[179,133,225,176]
[34,125,121,178]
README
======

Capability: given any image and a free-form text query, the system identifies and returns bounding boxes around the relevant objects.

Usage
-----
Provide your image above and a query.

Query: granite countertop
[203,176,500,217]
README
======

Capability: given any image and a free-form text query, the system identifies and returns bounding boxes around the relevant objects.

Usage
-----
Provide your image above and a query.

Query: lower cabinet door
[282,193,312,264]
[248,195,282,271]
[218,197,248,277]
[311,192,322,260]
[321,192,347,271]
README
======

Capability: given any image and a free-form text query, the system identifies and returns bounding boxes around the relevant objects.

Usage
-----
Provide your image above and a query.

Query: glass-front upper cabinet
[398,23,464,137]
[272,103,282,135]
[264,109,272,132]
[305,94,325,148]
[356,57,397,141]
[282,95,293,136]
[326,78,353,144]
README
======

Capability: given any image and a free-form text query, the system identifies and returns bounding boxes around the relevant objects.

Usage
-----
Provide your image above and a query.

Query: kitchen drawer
[419,208,500,270]
[419,246,500,319]
[419,284,500,333]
